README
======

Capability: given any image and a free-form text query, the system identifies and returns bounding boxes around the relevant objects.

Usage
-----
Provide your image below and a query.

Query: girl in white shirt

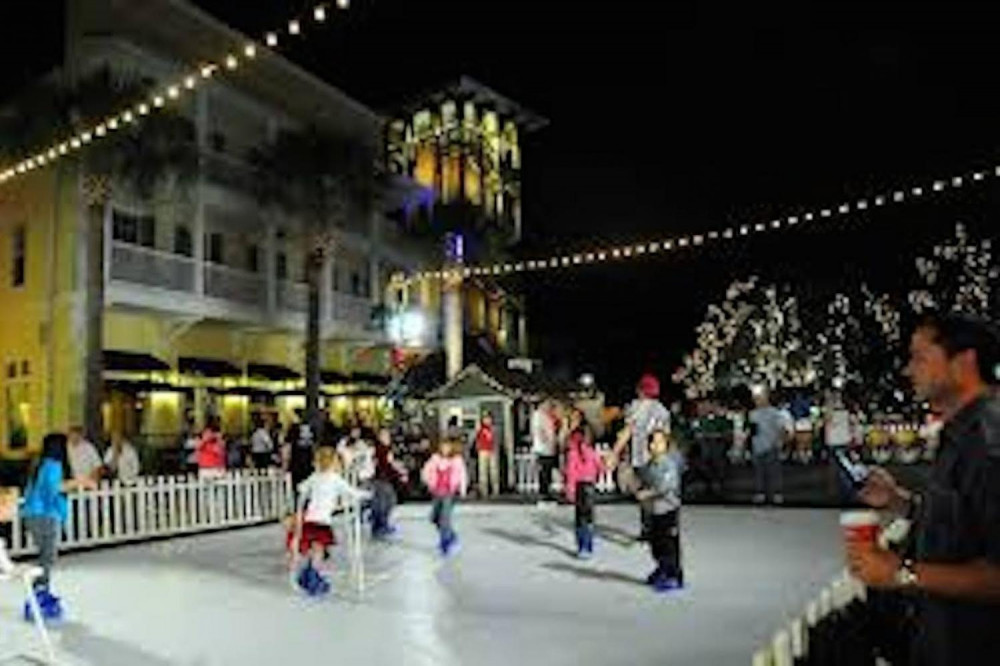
[288,447,367,595]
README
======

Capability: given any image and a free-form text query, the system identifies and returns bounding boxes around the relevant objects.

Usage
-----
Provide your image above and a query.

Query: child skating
[289,446,368,596]
[371,428,408,539]
[420,438,467,556]
[635,429,684,592]
[564,409,603,559]
[20,432,95,621]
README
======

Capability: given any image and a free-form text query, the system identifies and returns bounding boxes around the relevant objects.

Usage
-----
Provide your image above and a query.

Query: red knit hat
[637,374,660,399]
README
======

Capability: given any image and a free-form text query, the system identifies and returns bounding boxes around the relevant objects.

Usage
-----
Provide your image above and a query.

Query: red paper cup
[840,510,879,546]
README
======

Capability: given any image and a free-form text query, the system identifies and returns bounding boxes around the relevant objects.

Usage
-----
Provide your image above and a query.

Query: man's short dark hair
[917,312,1000,385]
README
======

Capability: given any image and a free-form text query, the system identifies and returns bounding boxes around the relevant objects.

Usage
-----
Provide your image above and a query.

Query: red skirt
[286,521,336,555]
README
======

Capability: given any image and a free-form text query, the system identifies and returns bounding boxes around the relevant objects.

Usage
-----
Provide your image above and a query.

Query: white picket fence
[512,444,618,495]
[752,569,867,666]
[6,469,292,557]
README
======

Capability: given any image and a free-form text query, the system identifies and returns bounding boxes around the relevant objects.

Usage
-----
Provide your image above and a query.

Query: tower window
[11,225,25,287]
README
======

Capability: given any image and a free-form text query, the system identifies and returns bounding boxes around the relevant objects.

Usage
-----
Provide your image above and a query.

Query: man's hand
[859,467,909,513]
[846,540,901,588]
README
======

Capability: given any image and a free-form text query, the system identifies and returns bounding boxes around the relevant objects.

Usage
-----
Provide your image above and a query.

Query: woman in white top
[104,433,140,483]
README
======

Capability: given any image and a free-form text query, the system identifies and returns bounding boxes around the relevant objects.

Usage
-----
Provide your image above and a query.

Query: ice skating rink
[0,504,845,666]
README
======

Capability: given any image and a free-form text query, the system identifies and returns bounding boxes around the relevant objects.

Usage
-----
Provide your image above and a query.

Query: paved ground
[0,504,845,666]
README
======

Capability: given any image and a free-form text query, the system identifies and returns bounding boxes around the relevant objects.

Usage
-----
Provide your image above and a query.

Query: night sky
[3,1,1000,402]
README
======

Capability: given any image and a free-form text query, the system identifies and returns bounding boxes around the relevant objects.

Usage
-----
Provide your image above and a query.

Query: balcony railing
[204,263,267,307]
[110,243,383,336]
[331,293,373,329]
[110,242,196,293]
[278,281,309,312]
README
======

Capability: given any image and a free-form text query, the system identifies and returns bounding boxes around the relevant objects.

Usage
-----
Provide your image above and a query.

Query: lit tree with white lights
[908,222,997,317]
[674,277,815,398]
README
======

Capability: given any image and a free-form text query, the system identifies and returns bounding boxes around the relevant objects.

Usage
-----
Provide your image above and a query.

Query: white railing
[752,570,867,666]
[330,292,373,329]
[204,262,267,307]
[278,281,309,312]
[513,444,618,495]
[109,241,196,293]
[6,470,291,557]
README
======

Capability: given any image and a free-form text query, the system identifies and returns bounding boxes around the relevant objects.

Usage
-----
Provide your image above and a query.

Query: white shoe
[772,494,784,505]
[752,494,766,505]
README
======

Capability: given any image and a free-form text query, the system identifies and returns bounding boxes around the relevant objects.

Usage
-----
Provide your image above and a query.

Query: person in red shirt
[475,412,499,497]
[196,418,227,479]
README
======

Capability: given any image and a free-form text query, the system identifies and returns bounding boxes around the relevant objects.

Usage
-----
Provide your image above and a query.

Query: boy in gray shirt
[637,429,683,592]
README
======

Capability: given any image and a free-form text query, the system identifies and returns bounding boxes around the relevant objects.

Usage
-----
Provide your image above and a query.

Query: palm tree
[1,66,198,443]
[251,126,375,434]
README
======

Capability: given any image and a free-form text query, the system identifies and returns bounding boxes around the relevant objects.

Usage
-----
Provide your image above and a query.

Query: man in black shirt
[848,313,1000,666]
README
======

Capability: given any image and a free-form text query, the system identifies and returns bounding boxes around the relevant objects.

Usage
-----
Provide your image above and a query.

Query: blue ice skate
[296,563,331,597]
[439,530,459,556]
[23,587,62,622]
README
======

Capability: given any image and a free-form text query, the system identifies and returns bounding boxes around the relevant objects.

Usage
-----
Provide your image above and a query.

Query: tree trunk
[304,248,323,438]
[83,199,106,444]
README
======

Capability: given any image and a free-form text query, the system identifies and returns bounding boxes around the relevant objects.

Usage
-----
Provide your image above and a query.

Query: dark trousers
[575,482,595,529]
[649,510,682,580]
[753,450,783,499]
[251,452,273,469]
[537,455,558,499]
[371,480,397,533]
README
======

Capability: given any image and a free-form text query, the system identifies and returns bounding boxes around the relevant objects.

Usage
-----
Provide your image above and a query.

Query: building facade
[0,1,542,457]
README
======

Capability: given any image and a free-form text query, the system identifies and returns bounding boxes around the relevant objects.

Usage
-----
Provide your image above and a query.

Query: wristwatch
[894,558,919,588]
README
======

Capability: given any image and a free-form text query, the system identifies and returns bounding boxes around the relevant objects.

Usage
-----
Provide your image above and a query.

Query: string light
[0,2,350,189]
[403,160,1000,283]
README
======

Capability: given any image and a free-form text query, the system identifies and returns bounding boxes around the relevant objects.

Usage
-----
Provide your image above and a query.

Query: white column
[102,200,112,290]
[444,274,463,379]
[321,253,334,325]
[518,311,528,357]
[193,89,208,296]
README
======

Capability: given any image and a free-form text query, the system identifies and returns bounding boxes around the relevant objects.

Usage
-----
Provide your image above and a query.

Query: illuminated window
[11,225,25,287]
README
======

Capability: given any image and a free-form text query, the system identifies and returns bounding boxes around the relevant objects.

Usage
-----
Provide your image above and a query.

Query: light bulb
[201,65,215,78]
[95,125,106,136]
[153,96,164,107]
[821,209,831,217]
[82,131,93,143]
[912,187,922,196]
[289,20,301,35]
[107,118,118,130]
[244,44,257,58]
[226,55,238,70]
[973,171,984,181]
[337,0,350,8]
[266,33,278,47]
[314,6,327,21]
[71,138,81,149]
[185,76,196,89]
[952,176,963,187]
[168,86,179,99]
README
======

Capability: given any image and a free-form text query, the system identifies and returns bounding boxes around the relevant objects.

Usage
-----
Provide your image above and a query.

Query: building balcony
[107,241,380,339]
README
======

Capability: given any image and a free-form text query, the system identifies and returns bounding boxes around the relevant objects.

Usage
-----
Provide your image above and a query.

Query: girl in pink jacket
[564,409,603,558]
[421,438,468,556]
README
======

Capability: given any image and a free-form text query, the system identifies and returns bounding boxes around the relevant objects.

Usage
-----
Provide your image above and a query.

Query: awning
[105,379,192,396]
[103,350,170,372]
[321,370,352,384]
[209,386,274,400]
[351,372,390,385]
[178,356,241,378]
[247,363,301,381]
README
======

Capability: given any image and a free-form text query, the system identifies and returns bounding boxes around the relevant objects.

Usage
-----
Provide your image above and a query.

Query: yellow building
[0,0,414,456]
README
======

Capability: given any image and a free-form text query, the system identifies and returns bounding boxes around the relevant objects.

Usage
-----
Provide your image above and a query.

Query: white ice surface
[0,504,844,666]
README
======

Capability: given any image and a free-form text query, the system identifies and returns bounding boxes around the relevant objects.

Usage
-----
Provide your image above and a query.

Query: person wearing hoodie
[421,438,468,556]
[564,409,603,558]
